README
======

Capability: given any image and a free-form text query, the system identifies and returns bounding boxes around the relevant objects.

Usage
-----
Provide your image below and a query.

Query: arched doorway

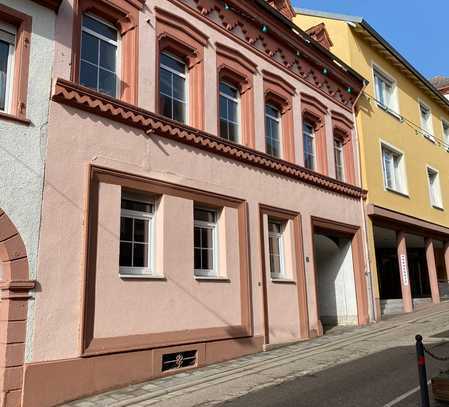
[0,209,34,407]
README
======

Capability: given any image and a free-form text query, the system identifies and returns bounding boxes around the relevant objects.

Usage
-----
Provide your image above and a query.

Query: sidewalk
[64,302,449,407]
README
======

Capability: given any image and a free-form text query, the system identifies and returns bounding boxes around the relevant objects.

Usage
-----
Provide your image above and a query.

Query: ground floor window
[268,219,285,278]
[194,207,218,277]
[119,194,154,277]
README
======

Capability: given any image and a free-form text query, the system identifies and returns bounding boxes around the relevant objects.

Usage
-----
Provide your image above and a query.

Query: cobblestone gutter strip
[65,304,449,407]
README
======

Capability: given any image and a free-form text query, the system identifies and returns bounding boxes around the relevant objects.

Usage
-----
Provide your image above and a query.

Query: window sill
[0,111,31,126]
[194,276,230,282]
[119,274,167,280]
[385,187,410,199]
[377,104,402,122]
[432,204,444,212]
[271,277,296,284]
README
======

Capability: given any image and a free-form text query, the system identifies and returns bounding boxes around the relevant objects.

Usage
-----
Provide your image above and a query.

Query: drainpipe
[352,83,376,323]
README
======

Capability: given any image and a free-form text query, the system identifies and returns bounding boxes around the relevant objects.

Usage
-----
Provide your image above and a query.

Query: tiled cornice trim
[52,79,367,199]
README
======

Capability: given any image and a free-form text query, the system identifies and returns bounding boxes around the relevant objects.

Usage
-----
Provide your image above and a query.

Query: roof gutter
[357,19,449,108]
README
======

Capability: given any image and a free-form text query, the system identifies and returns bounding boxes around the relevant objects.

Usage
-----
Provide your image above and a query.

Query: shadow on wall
[314,234,358,330]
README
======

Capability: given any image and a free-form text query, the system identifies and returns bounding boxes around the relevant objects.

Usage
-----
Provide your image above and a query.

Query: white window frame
[268,219,286,280]
[265,104,282,158]
[442,119,449,151]
[334,137,345,182]
[159,51,189,124]
[303,121,316,171]
[194,207,218,278]
[0,21,16,114]
[372,63,400,116]
[418,100,434,142]
[380,141,408,195]
[219,81,241,143]
[119,195,156,278]
[426,166,443,209]
[81,13,121,98]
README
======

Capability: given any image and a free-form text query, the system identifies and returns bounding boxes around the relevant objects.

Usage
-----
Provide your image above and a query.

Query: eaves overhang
[255,0,366,86]
[297,7,449,113]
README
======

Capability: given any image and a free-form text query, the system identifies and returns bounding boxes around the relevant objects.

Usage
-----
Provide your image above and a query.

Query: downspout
[352,81,376,323]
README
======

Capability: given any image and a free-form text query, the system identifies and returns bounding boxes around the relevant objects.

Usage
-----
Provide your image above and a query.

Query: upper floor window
[334,137,345,182]
[427,167,443,209]
[268,219,285,278]
[303,122,316,171]
[373,67,397,113]
[0,22,15,113]
[80,14,119,98]
[194,207,217,277]
[443,120,449,149]
[265,104,282,158]
[120,195,155,277]
[419,102,434,141]
[382,144,406,194]
[159,52,187,124]
[219,81,240,143]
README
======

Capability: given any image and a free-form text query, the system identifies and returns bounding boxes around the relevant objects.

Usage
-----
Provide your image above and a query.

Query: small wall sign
[400,254,409,286]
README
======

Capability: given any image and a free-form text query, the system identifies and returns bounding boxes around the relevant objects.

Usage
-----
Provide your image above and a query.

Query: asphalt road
[219,340,449,407]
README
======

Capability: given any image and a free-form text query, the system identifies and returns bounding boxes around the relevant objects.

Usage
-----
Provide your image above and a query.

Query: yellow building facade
[294,9,449,319]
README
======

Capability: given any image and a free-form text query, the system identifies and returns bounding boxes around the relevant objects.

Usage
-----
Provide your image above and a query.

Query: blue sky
[294,1,447,80]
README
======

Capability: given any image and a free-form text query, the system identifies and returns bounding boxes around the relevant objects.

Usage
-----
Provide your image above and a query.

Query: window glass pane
[228,123,239,143]
[134,218,149,243]
[173,74,186,101]
[228,100,238,123]
[202,249,213,270]
[119,242,132,267]
[220,119,228,140]
[173,99,186,123]
[133,243,149,268]
[219,95,228,120]
[220,82,238,99]
[81,32,98,65]
[160,68,172,96]
[121,199,153,213]
[160,53,185,74]
[160,94,173,119]
[0,40,9,111]
[194,248,202,270]
[201,228,213,249]
[99,40,116,72]
[120,217,133,242]
[194,227,201,248]
[83,15,117,42]
[99,69,116,97]
[266,105,279,118]
[194,208,216,223]
[80,61,98,90]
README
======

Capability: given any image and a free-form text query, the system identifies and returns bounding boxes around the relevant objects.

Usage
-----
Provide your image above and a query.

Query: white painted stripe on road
[383,380,431,407]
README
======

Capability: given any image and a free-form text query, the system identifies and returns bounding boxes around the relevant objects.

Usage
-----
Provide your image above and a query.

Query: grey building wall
[0,0,56,360]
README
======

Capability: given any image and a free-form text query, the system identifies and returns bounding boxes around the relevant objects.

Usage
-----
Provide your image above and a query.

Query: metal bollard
[415,335,430,407]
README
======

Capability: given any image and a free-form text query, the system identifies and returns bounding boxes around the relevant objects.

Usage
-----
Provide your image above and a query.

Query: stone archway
[0,209,34,407]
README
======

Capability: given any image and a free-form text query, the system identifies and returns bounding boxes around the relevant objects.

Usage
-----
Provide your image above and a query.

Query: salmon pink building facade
[2,0,371,406]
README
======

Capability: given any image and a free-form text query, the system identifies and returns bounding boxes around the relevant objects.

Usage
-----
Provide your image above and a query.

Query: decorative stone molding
[263,70,296,162]
[216,42,256,147]
[266,0,295,20]
[167,0,363,111]
[52,78,367,199]
[306,23,334,50]
[0,5,32,122]
[331,110,356,184]
[71,0,140,104]
[155,7,209,130]
[301,92,329,176]
[0,210,32,407]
